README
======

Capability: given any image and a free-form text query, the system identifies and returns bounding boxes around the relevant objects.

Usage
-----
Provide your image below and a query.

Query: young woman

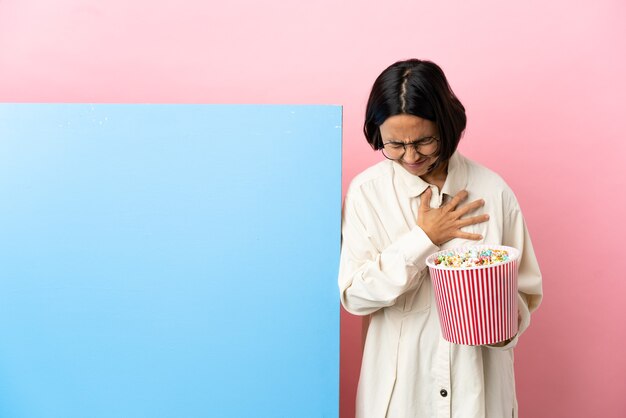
[338,59,543,418]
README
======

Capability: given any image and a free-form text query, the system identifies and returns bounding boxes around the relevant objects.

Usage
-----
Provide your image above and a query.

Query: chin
[400,160,431,176]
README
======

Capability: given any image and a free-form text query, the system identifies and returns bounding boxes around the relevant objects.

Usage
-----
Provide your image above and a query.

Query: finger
[456,214,490,228]
[419,187,432,213]
[454,231,483,241]
[444,190,469,213]
[454,199,485,217]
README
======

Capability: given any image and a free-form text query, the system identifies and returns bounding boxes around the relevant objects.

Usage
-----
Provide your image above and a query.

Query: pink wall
[2,1,625,417]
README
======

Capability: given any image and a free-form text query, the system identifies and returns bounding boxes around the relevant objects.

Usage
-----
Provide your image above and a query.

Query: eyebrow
[384,135,436,143]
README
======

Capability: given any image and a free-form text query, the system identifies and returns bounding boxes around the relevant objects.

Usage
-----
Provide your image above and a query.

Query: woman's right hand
[417,188,489,246]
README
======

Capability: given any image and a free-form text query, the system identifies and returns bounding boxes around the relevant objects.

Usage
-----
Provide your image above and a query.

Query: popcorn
[426,245,520,345]
[433,248,510,268]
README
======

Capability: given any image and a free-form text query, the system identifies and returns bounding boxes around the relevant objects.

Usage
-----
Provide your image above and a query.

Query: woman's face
[379,114,439,176]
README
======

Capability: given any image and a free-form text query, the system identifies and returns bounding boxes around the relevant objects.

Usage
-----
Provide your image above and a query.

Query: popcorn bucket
[426,245,520,345]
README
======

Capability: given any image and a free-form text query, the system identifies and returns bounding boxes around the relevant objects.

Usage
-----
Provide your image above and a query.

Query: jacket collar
[392,151,468,198]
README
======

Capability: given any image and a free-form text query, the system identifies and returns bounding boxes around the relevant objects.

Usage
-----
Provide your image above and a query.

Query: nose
[402,145,420,163]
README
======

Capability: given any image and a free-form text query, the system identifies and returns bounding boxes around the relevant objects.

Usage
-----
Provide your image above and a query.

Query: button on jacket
[338,152,543,418]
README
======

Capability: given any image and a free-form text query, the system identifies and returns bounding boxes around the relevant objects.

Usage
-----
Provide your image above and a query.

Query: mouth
[404,159,429,169]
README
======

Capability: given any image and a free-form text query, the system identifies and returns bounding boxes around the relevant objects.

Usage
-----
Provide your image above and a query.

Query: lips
[400,158,431,175]
[405,159,428,169]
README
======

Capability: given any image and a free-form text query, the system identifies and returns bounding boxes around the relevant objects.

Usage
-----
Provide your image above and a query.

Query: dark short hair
[363,59,467,165]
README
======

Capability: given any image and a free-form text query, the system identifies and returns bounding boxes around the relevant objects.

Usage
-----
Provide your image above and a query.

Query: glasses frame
[381,136,439,160]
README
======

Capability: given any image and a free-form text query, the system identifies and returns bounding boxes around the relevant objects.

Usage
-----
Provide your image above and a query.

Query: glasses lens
[418,137,437,147]
[412,137,438,156]
[382,143,405,160]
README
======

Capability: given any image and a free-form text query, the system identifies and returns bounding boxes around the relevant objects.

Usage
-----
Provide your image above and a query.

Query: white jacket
[339,152,543,418]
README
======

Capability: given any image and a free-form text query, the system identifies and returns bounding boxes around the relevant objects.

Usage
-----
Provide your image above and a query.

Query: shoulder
[460,154,520,210]
[462,154,508,188]
[346,160,394,197]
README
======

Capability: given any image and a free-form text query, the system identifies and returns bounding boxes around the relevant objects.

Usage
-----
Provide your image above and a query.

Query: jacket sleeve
[487,204,543,350]
[338,189,439,316]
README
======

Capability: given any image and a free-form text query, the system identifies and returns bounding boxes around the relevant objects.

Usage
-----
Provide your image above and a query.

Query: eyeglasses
[381,136,439,160]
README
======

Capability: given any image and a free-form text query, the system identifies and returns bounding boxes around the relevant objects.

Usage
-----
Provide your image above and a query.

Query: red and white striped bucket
[426,245,520,346]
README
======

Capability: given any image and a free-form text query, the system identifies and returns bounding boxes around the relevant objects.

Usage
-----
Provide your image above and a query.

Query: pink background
[1,1,625,417]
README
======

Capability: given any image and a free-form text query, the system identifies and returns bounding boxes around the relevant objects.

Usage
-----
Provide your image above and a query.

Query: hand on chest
[365,187,503,251]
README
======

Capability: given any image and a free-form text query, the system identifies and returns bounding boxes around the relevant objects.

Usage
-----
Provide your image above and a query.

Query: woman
[338,59,543,418]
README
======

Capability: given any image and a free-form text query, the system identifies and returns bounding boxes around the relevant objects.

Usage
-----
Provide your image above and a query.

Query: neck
[420,160,448,190]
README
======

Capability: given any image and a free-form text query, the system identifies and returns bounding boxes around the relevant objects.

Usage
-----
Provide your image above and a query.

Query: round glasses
[381,136,439,160]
